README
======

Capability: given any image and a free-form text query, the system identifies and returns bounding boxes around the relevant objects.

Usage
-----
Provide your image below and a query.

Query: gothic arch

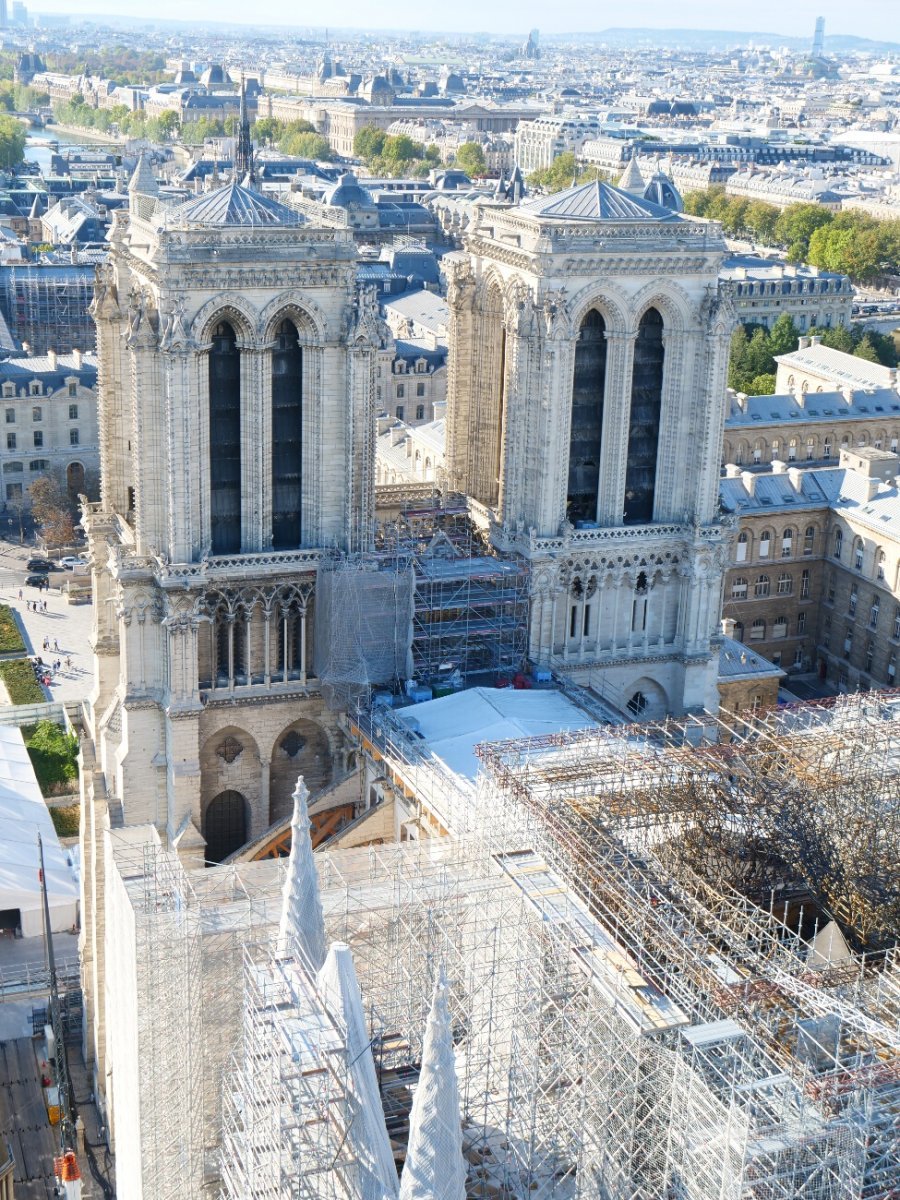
[259,291,326,343]
[192,293,259,347]
[623,676,669,720]
[628,280,695,333]
[200,725,262,859]
[567,283,630,336]
[267,718,334,824]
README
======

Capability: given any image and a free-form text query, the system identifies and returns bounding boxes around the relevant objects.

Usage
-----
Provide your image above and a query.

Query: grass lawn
[0,658,45,704]
[21,719,79,797]
[0,604,25,655]
[49,803,80,838]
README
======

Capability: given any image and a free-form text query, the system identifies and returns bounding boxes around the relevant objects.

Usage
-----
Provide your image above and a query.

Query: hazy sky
[30,1,897,40]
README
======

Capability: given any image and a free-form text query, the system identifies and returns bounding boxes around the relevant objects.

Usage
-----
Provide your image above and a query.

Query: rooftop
[167,180,304,229]
[519,179,682,223]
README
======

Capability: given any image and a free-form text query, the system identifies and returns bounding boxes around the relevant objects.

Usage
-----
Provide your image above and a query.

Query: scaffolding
[316,502,529,704]
[0,263,96,355]
[109,692,900,1200]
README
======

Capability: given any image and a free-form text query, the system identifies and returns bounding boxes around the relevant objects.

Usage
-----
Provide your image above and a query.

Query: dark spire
[234,76,254,185]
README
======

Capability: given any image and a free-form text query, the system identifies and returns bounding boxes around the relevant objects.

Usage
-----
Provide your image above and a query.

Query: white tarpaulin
[0,724,78,937]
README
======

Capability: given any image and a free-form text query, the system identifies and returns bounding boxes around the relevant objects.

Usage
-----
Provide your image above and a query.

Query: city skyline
[25,1,895,42]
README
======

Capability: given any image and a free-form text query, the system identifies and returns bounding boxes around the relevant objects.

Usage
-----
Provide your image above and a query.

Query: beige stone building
[446,180,735,717]
[720,447,900,691]
[722,336,900,470]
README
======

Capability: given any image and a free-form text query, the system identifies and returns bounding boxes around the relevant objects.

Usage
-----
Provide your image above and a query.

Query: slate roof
[775,344,896,390]
[519,179,682,222]
[725,387,900,428]
[169,180,303,228]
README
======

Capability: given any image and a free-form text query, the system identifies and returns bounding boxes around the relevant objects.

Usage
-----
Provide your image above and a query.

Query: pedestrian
[17,588,22,601]
[42,637,48,651]
[53,638,58,652]
[43,600,47,613]
[65,656,71,670]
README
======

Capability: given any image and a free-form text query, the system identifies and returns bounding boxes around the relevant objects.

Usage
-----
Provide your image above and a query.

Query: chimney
[724,463,742,478]
[47,349,57,370]
[721,617,737,638]
[787,466,804,492]
[797,336,810,350]
[735,391,749,412]
[22,341,31,356]
[841,385,854,406]
[72,348,83,368]
[810,334,823,346]
[740,469,758,495]
[771,459,787,474]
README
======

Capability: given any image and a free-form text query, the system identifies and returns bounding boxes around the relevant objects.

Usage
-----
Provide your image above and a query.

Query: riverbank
[40,122,124,146]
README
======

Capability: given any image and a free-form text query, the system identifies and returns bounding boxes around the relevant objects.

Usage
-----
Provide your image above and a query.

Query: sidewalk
[1,585,94,706]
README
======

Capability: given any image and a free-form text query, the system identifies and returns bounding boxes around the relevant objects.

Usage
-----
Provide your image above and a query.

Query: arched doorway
[66,461,84,499]
[204,790,248,864]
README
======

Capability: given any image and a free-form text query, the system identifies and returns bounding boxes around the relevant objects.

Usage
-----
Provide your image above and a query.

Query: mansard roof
[519,179,682,223]
[169,180,303,228]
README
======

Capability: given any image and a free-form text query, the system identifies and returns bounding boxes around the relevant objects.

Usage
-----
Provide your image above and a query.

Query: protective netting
[314,559,414,710]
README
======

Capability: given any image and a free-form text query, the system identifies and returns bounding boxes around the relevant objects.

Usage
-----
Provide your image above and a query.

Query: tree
[745,200,779,244]
[156,110,180,139]
[253,116,282,144]
[278,130,331,160]
[353,125,386,161]
[28,470,75,549]
[853,334,882,363]
[0,113,26,170]
[455,142,486,176]
[768,313,800,358]
[747,373,777,395]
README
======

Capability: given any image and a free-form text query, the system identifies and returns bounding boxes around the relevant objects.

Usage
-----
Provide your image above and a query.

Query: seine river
[24,129,122,173]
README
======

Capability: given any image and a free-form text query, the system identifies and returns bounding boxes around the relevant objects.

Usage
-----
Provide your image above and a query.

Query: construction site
[315,498,529,708]
[97,689,900,1200]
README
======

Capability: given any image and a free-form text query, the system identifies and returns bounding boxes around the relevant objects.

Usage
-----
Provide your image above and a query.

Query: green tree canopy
[455,141,486,176]
[278,130,331,160]
[0,114,27,169]
[353,124,386,160]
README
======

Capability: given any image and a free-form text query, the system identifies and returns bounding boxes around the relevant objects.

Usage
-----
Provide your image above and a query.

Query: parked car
[25,574,49,588]
[25,558,52,573]
[59,556,83,571]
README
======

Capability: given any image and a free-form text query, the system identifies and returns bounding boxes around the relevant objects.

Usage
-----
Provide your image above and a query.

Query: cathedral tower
[79,169,389,1101]
[447,180,735,716]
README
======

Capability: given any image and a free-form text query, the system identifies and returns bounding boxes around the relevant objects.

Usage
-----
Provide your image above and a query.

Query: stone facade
[79,166,391,1112]
[446,181,735,717]
[721,448,900,691]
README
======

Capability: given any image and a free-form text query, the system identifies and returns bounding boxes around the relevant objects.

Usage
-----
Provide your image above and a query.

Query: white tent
[0,724,78,938]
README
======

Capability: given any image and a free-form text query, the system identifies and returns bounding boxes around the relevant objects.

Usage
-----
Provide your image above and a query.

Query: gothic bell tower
[79,162,392,1097]
[447,180,736,717]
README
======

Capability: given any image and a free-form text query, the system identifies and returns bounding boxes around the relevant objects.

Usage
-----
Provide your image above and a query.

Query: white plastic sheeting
[399,974,466,1200]
[0,724,78,937]
[278,774,327,970]
[397,687,596,781]
[317,943,399,1200]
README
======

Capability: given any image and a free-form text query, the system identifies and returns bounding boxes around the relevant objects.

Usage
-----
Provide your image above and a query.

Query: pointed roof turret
[128,150,158,197]
[278,776,327,970]
[399,975,466,1200]
[28,193,41,219]
[618,155,645,195]
[317,943,398,1199]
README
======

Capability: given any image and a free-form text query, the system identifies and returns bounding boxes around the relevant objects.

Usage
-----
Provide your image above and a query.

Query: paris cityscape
[0,3,897,1197]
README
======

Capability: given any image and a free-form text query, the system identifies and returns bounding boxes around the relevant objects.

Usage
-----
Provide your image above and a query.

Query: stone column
[598,331,636,526]
[241,347,266,553]
[258,757,271,833]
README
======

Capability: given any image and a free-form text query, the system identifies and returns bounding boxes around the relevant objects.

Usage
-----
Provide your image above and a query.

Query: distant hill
[554,27,900,53]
